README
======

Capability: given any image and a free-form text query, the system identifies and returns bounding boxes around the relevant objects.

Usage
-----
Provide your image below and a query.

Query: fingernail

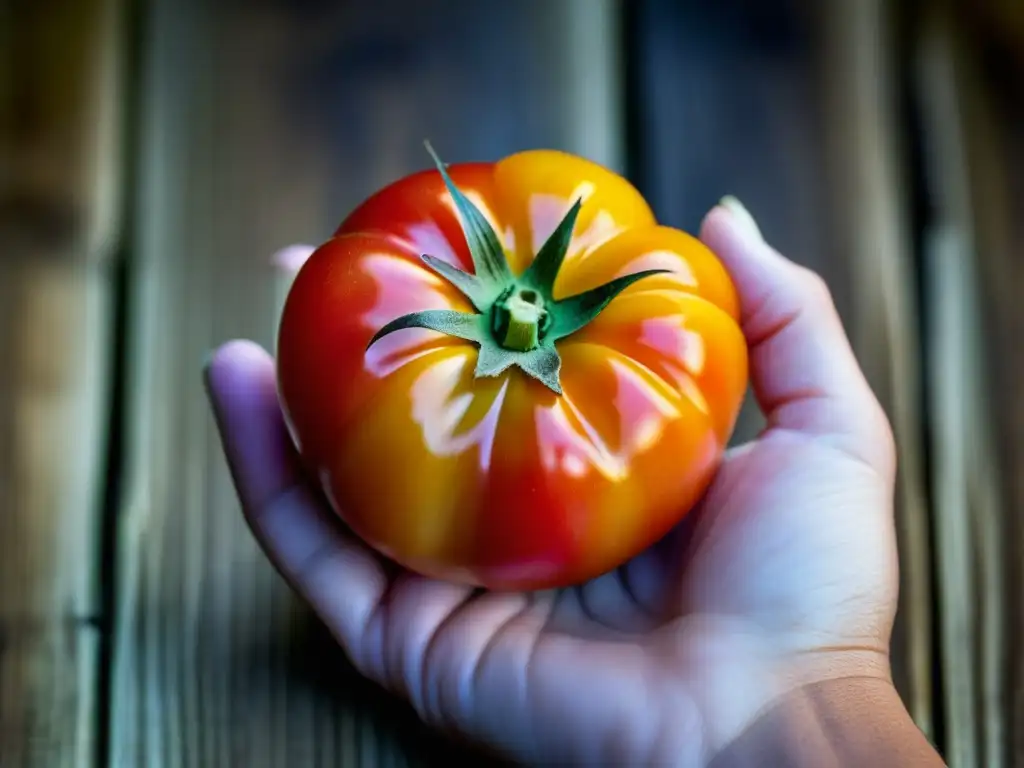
[719,196,763,242]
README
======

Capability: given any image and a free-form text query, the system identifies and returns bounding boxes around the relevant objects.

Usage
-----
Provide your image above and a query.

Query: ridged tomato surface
[276,150,748,590]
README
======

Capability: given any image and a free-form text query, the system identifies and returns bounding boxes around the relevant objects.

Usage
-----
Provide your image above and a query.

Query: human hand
[205,200,902,766]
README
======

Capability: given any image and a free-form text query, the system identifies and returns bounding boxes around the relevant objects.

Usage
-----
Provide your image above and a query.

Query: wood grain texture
[110,1,619,764]
[815,0,934,736]
[928,9,1022,766]
[952,46,1023,768]
[998,114,1024,768]
[0,259,114,767]
[0,0,124,265]
[0,0,123,765]
[913,5,1013,765]
[1005,120,1024,768]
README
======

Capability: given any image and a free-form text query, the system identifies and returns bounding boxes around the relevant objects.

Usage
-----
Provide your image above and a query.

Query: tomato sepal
[366,308,486,348]
[424,142,512,289]
[365,144,672,395]
[418,252,496,311]
[475,342,562,393]
[518,196,583,298]
[546,269,670,340]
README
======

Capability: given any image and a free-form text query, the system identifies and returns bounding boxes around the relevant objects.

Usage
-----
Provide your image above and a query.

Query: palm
[349,427,894,765]
[677,429,895,648]
[209,209,900,766]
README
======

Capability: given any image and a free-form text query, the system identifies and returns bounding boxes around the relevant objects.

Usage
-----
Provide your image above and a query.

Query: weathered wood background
[0,0,1019,765]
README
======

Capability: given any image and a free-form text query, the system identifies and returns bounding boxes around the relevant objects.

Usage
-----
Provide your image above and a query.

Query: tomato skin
[276,150,748,590]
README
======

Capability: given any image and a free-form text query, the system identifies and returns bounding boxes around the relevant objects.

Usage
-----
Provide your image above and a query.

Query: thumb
[700,198,894,475]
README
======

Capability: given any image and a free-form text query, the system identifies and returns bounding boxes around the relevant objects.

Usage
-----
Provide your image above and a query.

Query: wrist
[708,677,943,767]
[657,616,895,765]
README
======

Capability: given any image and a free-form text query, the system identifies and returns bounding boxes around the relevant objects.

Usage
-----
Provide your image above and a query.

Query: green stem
[494,288,545,352]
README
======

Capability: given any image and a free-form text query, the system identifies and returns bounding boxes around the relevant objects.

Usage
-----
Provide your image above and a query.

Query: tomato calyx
[366,143,669,394]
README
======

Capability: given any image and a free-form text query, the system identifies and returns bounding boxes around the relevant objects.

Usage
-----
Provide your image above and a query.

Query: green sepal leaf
[424,141,513,289]
[419,253,499,311]
[366,309,485,349]
[474,344,519,378]
[520,197,583,299]
[474,343,562,394]
[516,346,562,394]
[549,269,671,341]
[367,143,674,398]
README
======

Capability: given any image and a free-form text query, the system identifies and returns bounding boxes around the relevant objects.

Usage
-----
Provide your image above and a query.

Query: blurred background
[1,0,1021,765]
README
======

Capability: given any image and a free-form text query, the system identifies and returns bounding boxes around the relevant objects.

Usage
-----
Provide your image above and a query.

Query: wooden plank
[921,6,1022,765]
[110,1,621,764]
[1003,121,1024,768]
[951,39,1023,768]
[912,5,1013,765]
[0,0,125,262]
[814,0,934,736]
[0,261,113,768]
[0,0,124,765]
[995,115,1024,768]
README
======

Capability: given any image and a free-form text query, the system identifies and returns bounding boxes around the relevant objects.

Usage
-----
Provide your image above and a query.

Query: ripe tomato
[276,146,748,591]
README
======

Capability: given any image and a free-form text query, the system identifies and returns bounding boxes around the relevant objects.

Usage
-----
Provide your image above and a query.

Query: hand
[205,200,901,766]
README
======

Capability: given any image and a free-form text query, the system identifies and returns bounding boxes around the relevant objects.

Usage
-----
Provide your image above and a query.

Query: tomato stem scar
[493,288,548,352]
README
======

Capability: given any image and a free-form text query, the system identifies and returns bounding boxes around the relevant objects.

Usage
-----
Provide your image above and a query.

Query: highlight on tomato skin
[275,145,749,591]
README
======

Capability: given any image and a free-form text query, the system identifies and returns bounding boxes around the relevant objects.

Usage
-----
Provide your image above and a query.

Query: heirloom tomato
[276,145,748,591]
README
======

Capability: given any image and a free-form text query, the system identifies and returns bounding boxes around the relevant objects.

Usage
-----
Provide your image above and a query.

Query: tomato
[276,145,748,591]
